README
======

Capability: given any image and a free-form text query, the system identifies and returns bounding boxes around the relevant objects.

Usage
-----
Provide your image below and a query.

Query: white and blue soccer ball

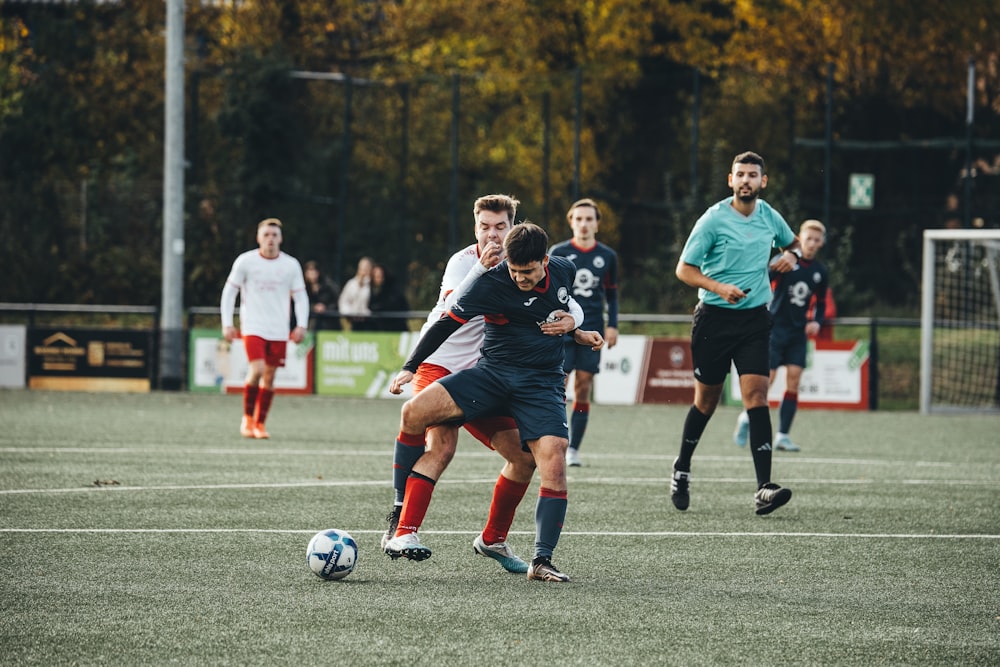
[306,528,358,580]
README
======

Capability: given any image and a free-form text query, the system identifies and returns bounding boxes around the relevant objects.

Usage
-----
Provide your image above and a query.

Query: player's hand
[480,241,503,268]
[389,370,414,395]
[805,321,821,337]
[540,310,577,335]
[290,326,306,344]
[605,326,619,349]
[719,284,750,304]
[574,329,605,351]
[222,326,239,342]
[769,251,798,273]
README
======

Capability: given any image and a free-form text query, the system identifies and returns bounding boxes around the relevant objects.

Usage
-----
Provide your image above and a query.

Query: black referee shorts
[690,302,771,385]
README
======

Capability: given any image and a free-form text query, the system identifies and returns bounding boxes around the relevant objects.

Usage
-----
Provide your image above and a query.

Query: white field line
[0,446,970,469]
[0,474,996,496]
[0,527,997,540]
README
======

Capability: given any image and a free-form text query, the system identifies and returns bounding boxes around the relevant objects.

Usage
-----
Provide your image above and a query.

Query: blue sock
[534,489,567,559]
[392,432,426,505]
[569,403,589,450]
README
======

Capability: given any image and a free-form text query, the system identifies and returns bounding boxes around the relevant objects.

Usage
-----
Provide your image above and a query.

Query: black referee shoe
[754,483,792,515]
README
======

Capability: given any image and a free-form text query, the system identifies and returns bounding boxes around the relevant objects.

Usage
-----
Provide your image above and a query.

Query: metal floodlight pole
[159,0,185,390]
[963,57,975,229]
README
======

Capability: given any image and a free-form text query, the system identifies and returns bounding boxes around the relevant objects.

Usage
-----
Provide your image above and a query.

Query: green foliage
[1,1,998,310]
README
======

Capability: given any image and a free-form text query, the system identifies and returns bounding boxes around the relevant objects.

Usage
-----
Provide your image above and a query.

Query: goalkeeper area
[921,229,1000,414]
[1,391,997,665]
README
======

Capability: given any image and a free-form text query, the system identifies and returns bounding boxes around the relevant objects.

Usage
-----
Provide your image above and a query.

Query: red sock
[254,388,274,424]
[396,474,435,536]
[482,475,530,544]
[243,385,259,417]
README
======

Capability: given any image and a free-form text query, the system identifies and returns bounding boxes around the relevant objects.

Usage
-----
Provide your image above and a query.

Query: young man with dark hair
[672,151,800,515]
[383,222,604,582]
[549,198,619,467]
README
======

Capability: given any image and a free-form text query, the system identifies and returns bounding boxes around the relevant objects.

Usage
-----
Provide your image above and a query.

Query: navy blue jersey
[447,255,577,373]
[769,257,829,331]
[548,240,619,330]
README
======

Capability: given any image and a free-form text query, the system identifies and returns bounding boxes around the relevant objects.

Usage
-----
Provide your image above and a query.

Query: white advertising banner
[0,324,26,388]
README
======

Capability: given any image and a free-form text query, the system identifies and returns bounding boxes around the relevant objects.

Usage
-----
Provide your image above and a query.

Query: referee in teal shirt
[671,151,802,516]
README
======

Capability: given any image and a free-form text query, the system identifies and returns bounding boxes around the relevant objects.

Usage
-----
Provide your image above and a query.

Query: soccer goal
[920,229,1000,414]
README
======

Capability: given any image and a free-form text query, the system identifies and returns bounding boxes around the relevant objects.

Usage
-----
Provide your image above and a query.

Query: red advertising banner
[638,337,695,405]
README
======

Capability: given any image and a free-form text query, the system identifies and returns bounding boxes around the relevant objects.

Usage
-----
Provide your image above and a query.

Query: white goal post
[920,229,1000,414]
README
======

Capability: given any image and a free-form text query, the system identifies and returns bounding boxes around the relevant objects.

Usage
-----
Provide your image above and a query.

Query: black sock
[747,406,772,487]
[676,406,710,471]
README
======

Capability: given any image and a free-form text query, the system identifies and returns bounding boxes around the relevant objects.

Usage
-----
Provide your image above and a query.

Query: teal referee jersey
[679,197,796,309]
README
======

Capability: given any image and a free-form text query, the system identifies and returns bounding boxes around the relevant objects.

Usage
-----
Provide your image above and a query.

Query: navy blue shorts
[690,303,771,385]
[769,326,808,369]
[436,363,568,444]
[562,338,602,374]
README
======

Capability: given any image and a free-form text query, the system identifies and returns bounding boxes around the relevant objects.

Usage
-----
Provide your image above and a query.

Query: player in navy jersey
[383,222,604,582]
[549,198,619,467]
[734,219,829,452]
[673,151,800,516]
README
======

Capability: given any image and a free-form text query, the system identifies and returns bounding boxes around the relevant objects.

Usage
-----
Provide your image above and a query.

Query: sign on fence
[188,328,314,394]
[27,328,152,392]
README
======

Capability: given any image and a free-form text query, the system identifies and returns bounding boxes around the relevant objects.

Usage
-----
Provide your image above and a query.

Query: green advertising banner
[315,331,419,398]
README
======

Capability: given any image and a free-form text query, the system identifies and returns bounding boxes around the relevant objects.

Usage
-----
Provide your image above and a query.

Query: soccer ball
[306,528,358,580]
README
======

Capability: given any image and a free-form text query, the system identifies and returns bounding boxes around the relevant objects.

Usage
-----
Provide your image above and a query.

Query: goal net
[920,229,1000,414]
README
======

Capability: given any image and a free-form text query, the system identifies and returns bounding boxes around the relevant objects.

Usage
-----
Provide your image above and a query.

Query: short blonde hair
[257,217,283,231]
[800,219,825,237]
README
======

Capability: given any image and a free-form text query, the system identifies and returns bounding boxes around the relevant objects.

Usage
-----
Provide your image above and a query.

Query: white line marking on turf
[0,475,995,495]
[0,527,997,540]
[0,447,968,469]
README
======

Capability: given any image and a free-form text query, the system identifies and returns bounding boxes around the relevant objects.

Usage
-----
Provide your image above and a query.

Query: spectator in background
[303,260,341,331]
[368,264,410,331]
[338,256,373,331]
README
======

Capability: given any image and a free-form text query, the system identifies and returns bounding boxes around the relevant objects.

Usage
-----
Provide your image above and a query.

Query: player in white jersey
[221,218,308,440]
[381,194,537,574]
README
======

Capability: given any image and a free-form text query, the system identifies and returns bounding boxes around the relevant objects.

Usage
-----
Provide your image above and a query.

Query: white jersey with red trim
[419,243,487,373]
[221,250,308,341]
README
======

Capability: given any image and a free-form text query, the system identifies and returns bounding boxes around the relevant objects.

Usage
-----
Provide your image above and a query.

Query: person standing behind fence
[672,151,800,516]
[548,198,619,467]
[221,218,308,440]
[338,256,373,331]
[733,219,829,452]
[303,260,341,331]
[368,264,410,331]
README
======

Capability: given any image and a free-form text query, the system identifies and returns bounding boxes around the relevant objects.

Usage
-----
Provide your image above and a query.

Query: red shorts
[414,362,517,449]
[243,335,287,368]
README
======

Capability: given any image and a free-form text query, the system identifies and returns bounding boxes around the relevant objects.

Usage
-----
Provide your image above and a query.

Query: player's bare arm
[539,310,578,336]
[389,370,414,395]
[573,328,605,351]
[769,236,804,273]
[605,326,619,349]
[479,241,503,268]
[675,261,748,304]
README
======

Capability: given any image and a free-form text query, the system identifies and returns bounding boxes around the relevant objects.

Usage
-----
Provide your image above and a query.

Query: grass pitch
[1,390,998,665]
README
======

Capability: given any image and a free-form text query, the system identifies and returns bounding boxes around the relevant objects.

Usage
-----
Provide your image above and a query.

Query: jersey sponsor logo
[572,268,601,298]
[788,281,811,307]
[537,310,563,327]
[523,296,538,306]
